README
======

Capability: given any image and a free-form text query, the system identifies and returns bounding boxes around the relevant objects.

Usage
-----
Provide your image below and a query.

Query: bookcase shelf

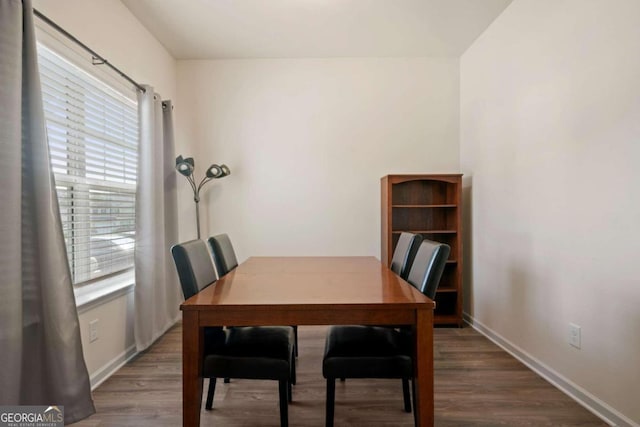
[391,204,457,208]
[381,174,463,326]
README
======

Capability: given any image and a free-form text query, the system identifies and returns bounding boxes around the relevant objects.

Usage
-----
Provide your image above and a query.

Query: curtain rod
[33,8,146,93]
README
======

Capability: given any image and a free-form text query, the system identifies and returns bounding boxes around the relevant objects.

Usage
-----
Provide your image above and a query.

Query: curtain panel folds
[134,88,181,351]
[0,0,95,423]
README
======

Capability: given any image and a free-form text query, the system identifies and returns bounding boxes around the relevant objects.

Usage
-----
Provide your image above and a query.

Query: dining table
[180,256,436,426]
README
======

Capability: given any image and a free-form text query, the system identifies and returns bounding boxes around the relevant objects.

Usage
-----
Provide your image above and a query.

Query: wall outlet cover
[569,323,581,349]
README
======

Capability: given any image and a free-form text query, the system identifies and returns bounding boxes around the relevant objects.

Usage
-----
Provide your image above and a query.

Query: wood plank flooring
[72,324,607,426]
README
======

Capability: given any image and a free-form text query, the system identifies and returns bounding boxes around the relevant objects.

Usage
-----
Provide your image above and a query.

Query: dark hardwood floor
[72,324,607,426]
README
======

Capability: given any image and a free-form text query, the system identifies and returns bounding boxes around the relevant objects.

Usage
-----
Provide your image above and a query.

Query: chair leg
[279,380,289,427]
[205,378,216,410]
[291,350,297,386]
[340,378,345,382]
[224,378,230,383]
[293,325,299,357]
[326,378,335,427]
[402,378,412,413]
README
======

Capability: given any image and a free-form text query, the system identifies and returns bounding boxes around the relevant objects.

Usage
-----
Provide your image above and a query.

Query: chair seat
[323,326,412,379]
[203,326,226,355]
[205,326,294,380]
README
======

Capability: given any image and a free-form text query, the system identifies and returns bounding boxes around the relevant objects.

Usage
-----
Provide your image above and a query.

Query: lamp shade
[176,155,194,177]
[205,164,223,178]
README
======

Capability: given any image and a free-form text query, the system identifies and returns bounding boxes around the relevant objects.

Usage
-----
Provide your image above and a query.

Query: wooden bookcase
[381,174,463,326]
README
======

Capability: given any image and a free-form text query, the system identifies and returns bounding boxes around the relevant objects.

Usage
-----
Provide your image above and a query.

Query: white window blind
[38,44,139,285]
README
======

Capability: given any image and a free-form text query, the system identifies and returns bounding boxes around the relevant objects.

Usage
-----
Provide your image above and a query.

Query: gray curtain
[134,88,181,351]
[0,0,95,423]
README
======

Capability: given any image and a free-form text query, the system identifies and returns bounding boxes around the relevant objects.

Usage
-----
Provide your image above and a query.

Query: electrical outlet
[89,319,99,343]
[569,323,581,349]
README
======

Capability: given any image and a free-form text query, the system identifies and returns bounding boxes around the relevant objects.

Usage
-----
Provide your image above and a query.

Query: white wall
[461,0,640,424]
[33,0,178,385]
[177,58,460,258]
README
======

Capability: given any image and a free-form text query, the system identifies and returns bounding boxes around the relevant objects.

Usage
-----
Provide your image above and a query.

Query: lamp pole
[194,190,202,239]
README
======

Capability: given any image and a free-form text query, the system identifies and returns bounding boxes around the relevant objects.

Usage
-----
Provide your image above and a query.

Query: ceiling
[120,0,513,59]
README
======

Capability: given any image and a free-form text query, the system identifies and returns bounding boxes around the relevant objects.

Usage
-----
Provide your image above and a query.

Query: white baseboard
[89,345,137,390]
[463,312,638,427]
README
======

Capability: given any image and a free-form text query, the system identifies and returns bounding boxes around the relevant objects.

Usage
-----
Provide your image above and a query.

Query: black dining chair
[322,239,450,427]
[352,232,421,338]
[171,239,296,427]
[390,232,423,280]
[206,233,242,381]
[208,233,299,357]
[207,233,239,277]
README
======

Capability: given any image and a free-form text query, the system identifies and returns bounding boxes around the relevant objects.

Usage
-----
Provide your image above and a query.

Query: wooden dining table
[180,256,436,426]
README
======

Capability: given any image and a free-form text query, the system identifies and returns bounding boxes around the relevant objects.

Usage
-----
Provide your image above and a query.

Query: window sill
[74,270,135,314]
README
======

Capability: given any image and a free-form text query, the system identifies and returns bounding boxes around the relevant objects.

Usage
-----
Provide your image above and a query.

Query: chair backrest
[207,234,239,277]
[390,232,423,280]
[406,239,451,299]
[171,239,217,300]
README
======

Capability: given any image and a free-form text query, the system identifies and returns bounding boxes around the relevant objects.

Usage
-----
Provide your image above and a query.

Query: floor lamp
[175,155,230,239]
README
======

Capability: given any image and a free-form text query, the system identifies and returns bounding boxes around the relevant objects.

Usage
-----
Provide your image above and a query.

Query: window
[38,44,139,285]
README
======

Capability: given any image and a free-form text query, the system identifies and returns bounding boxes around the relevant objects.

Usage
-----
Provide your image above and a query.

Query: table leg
[413,308,434,427]
[183,311,203,427]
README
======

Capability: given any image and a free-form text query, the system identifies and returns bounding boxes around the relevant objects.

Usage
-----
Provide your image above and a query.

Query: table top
[181,256,434,311]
